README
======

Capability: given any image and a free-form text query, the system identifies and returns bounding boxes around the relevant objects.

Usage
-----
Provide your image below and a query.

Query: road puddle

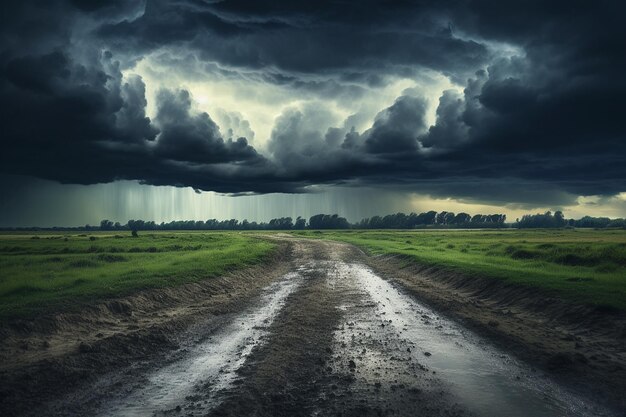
[333,263,616,417]
[99,271,302,416]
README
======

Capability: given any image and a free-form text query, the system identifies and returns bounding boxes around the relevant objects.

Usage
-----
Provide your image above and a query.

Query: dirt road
[1,238,622,416]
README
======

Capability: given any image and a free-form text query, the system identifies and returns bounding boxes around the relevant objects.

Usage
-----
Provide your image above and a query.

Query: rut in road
[99,271,303,417]
[91,240,616,417]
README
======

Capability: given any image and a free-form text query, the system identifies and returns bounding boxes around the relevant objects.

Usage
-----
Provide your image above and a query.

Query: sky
[1,0,625,226]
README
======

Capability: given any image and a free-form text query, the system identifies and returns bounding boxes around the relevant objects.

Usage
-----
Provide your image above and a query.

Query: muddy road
[1,238,623,416]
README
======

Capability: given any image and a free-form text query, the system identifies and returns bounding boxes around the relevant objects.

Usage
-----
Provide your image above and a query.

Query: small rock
[424,352,432,357]
[348,360,356,369]
[488,320,499,327]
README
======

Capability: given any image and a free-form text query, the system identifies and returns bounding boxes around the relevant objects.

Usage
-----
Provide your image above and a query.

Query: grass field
[2,229,625,319]
[0,231,275,319]
[292,229,626,310]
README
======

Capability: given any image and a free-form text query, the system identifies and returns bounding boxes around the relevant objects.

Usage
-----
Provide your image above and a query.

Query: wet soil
[0,237,623,416]
[209,240,466,417]
[0,242,293,416]
[366,254,626,413]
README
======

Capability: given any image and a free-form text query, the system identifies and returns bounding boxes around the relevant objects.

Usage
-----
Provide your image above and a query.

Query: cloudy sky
[1,0,625,226]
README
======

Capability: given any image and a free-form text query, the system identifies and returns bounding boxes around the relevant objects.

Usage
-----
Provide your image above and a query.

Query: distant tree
[127,219,146,231]
[268,217,293,230]
[417,211,437,225]
[516,211,562,228]
[554,210,566,227]
[571,216,613,228]
[100,219,114,231]
[405,212,419,228]
[453,213,471,225]
[470,214,484,224]
[294,216,307,230]
[368,215,383,229]
[309,214,350,229]
[443,212,456,225]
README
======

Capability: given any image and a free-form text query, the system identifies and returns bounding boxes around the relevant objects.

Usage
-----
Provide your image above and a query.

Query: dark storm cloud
[97,0,489,76]
[364,94,429,154]
[1,0,625,204]
[153,89,259,164]
[420,90,467,149]
[0,28,272,192]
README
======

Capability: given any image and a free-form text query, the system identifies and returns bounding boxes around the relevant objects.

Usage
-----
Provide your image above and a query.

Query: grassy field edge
[0,232,278,320]
[290,229,626,310]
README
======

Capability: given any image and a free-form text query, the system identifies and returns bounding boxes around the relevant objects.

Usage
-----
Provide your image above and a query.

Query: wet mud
[1,238,623,416]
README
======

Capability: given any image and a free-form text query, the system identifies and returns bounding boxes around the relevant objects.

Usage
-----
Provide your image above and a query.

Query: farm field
[1,230,625,416]
[292,228,626,309]
[2,229,625,320]
[0,231,275,319]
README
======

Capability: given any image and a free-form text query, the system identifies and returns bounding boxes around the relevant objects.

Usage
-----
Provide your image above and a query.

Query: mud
[366,254,626,412]
[0,242,292,416]
[101,272,303,416]
[1,237,623,416]
[208,241,466,417]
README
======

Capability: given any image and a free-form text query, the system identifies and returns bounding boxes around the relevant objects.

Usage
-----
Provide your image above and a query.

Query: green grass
[291,229,626,310]
[0,231,276,319]
[4,229,624,318]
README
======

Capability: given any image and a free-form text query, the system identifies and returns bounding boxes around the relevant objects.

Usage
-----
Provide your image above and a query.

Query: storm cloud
[1,0,625,205]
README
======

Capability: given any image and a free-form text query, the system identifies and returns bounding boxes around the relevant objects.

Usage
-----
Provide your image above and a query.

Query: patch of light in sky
[126,55,459,151]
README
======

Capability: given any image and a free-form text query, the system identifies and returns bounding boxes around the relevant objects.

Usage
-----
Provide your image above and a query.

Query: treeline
[515,211,626,228]
[355,211,506,229]
[3,211,624,232]
[100,217,308,231]
[97,211,507,232]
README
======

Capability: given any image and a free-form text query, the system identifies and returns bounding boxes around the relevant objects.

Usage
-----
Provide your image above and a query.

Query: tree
[554,210,566,227]
[268,217,293,230]
[436,211,449,225]
[417,211,437,225]
[309,214,350,229]
[453,213,471,225]
[443,212,456,225]
[516,211,561,228]
[294,216,306,230]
